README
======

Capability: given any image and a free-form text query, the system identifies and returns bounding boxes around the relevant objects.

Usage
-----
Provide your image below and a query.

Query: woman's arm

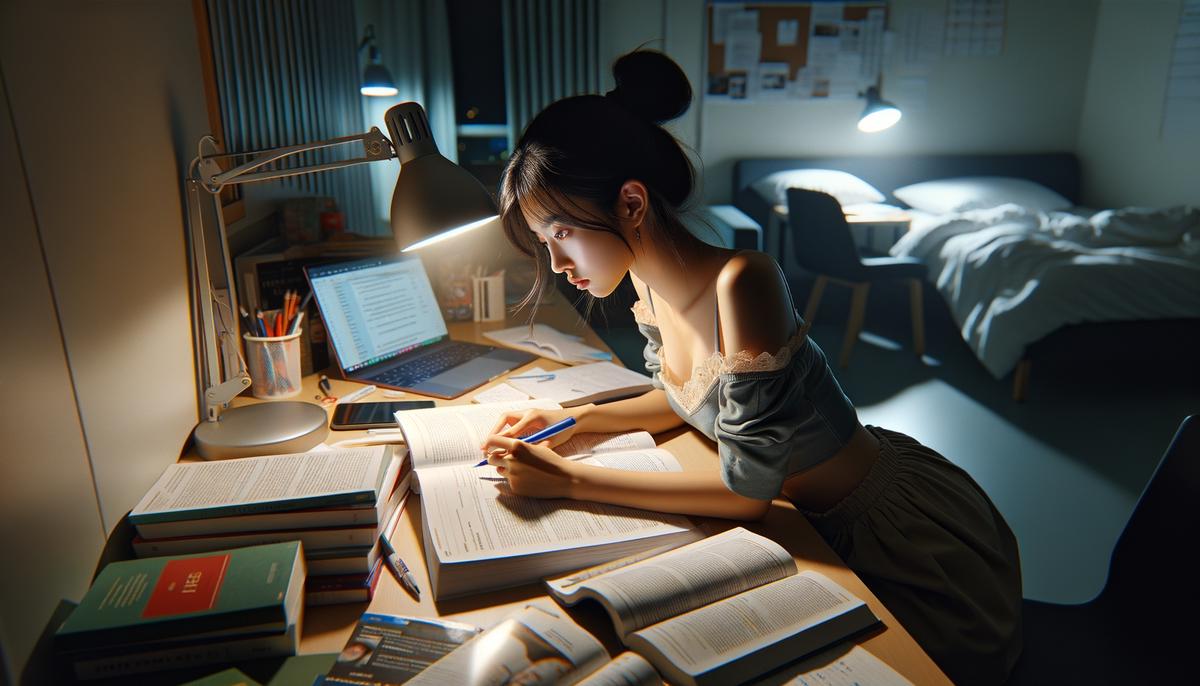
[482,435,771,521]
[574,388,687,435]
[570,463,771,520]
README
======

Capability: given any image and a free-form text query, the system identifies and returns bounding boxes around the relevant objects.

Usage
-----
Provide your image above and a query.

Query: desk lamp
[185,102,497,459]
[857,85,902,133]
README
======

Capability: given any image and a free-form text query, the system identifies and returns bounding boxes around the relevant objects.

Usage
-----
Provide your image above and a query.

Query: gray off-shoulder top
[632,298,859,500]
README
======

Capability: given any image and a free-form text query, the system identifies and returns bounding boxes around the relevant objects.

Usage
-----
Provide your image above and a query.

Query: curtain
[359,0,457,235]
[205,0,374,236]
[501,0,601,148]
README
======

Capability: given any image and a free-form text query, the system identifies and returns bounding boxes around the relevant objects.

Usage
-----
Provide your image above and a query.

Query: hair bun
[608,50,692,125]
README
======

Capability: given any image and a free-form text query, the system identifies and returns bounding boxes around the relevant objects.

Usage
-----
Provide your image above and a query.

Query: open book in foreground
[545,527,881,686]
[408,604,661,686]
[393,400,703,600]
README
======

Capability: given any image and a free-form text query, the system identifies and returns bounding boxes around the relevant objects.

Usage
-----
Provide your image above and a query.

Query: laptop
[304,254,535,399]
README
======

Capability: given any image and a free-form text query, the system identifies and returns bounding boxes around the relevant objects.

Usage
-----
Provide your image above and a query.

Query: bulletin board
[706,1,888,101]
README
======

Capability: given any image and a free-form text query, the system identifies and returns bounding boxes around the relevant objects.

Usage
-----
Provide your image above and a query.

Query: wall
[694,0,1099,202]
[0,0,209,679]
[1077,0,1199,207]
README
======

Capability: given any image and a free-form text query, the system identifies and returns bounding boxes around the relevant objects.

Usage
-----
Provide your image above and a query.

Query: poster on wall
[1162,0,1200,141]
[944,0,1005,57]
[705,0,888,102]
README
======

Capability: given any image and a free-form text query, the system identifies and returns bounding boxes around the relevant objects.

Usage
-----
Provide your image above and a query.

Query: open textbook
[545,527,881,686]
[393,400,703,599]
[408,604,660,686]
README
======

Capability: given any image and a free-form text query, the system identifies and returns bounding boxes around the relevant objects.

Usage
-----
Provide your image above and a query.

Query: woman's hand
[483,407,580,450]
[482,435,580,499]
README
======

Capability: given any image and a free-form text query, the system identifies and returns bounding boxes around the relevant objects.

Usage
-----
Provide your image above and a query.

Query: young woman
[481,50,1022,685]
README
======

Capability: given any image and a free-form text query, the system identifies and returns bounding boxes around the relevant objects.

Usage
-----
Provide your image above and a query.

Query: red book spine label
[141,554,231,618]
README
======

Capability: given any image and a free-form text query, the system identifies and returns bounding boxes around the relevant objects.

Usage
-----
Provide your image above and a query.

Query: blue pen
[379,533,421,599]
[475,416,576,467]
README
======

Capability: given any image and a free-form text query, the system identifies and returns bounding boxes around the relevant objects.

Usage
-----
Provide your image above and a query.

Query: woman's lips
[571,278,590,289]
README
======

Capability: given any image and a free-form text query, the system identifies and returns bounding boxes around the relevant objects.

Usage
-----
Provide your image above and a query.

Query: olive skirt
[798,426,1023,686]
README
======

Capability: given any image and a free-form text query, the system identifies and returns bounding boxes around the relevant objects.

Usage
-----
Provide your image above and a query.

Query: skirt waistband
[796,425,903,530]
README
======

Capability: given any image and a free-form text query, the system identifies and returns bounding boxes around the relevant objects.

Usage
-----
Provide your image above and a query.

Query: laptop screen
[305,255,448,374]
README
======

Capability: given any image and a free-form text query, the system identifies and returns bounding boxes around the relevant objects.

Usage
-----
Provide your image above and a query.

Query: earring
[634,229,641,240]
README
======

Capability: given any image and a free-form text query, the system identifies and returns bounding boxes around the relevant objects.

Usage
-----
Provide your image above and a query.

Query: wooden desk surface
[221,290,949,684]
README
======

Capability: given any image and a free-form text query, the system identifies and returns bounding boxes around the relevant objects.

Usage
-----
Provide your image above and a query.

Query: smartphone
[329,400,436,430]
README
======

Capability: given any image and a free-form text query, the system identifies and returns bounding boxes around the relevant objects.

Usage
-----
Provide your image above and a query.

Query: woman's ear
[616,180,649,228]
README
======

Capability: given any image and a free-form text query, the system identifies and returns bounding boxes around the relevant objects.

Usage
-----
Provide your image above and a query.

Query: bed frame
[731,153,1194,401]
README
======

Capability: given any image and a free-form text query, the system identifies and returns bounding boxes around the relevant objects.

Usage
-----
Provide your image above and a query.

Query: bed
[733,154,1200,399]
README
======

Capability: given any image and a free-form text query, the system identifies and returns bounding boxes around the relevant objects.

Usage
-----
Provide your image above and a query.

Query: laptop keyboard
[371,342,486,387]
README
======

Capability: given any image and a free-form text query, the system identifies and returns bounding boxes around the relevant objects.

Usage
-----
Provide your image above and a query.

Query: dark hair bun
[609,50,692,125]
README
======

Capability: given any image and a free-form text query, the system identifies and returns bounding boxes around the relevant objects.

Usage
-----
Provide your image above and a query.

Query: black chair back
[1104,416,1199,614]
[785,188,862,277]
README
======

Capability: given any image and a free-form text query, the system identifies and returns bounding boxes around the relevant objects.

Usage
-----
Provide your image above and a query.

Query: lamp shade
[858,86,902,133]
[361,46,398,97]
[385,102,499,251]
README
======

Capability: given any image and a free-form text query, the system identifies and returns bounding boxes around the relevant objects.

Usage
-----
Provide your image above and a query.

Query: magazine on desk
[407,604,661,686]
[544,527,881,686]
[392,400,703,600]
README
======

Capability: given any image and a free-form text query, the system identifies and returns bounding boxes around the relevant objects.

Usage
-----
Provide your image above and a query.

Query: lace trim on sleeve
[631,300,657,328]
[662,327,810,415]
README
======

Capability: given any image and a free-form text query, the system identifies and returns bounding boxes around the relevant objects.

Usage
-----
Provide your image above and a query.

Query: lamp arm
[197,127,395,192]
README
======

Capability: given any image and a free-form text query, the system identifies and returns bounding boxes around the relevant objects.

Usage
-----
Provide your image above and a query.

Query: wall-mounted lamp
[857,85,902,133]
[185,102,497,459]
[359,24,398,97]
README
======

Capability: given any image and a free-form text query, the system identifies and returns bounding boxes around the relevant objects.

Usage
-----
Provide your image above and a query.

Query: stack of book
[127,446,411,606]
[55,541,305,681]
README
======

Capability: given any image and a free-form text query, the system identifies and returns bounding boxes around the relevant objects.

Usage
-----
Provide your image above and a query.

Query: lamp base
[193,401,328,460]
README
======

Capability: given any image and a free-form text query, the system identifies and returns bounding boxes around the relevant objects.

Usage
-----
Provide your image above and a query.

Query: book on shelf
[544,527,881,686]
[407,604,661,686]
[483,323,613,364]
[506,363,654,407]
[392,399,703,600]
[55,541,305,680]
[323,614,481,685]
[129,446,400,526]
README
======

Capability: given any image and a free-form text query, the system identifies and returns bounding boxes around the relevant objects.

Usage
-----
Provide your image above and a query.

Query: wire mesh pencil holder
[243,330,303,399]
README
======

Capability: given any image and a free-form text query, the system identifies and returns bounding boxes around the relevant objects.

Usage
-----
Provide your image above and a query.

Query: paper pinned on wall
[1162,0,1200,141]
[944,0,1005,58]
[725,29,763,72]
[895,7,945,74]
[777,18,799,46]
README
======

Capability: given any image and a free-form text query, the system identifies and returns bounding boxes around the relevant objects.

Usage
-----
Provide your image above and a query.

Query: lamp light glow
[401,215,497,252]
[857,86,902,133]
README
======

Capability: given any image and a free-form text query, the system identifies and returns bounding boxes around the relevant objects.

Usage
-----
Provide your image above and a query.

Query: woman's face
[522,207,632,298]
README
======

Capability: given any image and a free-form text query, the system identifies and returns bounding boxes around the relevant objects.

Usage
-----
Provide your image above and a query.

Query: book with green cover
[55,541,305,654]
[128,446,395,525]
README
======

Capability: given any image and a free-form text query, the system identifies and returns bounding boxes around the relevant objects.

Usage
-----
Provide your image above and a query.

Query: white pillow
[751,169,886,208]
[892,176,1072,214]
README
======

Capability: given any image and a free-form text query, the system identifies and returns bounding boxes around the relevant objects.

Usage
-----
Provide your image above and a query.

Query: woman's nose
[547,246,571,274]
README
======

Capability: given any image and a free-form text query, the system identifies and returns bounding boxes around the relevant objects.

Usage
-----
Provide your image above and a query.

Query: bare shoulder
[716,251,795,355]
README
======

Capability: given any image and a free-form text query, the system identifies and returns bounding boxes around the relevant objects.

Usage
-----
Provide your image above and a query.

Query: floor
[594,278,1199,604]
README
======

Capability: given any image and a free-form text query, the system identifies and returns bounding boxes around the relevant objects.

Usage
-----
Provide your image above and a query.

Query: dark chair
[1006,415,1199,685]
[785,188,926,367]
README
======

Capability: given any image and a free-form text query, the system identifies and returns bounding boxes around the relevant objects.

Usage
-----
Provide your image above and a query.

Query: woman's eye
[552,229,569,240]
